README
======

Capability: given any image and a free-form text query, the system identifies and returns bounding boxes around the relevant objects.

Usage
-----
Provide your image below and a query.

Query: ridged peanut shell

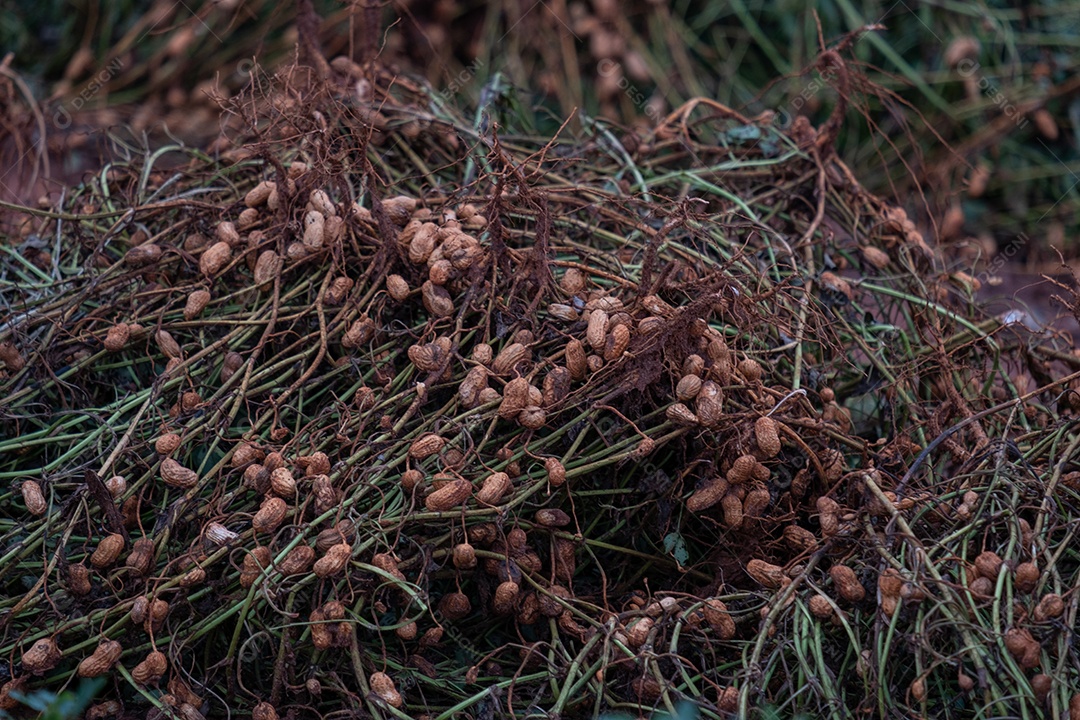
[77,640,123,678]
[313,543,351,577]
[408,433,445,459]
[131,650,167,685]
[278,545,315,575]
[104,323,130,352]
[425,478,472,511]
[183,290,211,320]
[686,478,729,512]
[160,458,198,488]
[253,497,288,534]
[21,638,61,675]
[476,472,511,506]
[91,533,125,569]
[369,672,403,708]
[754,416,781,458]
[493,342,529,375]
[21,480,46,516]
[199,241,232,276]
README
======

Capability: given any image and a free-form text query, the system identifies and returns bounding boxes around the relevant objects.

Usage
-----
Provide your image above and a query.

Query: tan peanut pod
[409,433,445,460]
[21,480,46,516]
[702,599,736,639]
[439,591,471,620]
[104,323,130,352]
[251,701,280,720]
[974,551,1003,579]
[541,367,571,408]
[130,596,150,625]
[302,211,325,251]
[245,180,275,208]
[156,433,182,455]
[371,552,406,581]
[341,316,375,349]
[603,324,631,363]
[91,533,125,569]
[131,650,167,685]
[492,342,529,375]
[407,343,440,372]
[878,567,903,602]
[518,405,546,429]
[687,477,729,513]
[459,365,489,407]
[199,241,232,277]
[1004,628,1041,668]
[204,522,239,546]
[743,485,770,517]
[553,538,576,582]
[586,309,609,350]
[221,351,244,383]
[408,222,439,264]
[676,375,702,401]
[453,542,477,570]
[726,455,756,484]
[808,594,834,619]
[240,546,272,588]
[492,580,520,615]
[325,275,353,305]
[253,497,288,534]
[1034,593,1064,622]
[369,671,403,708]
[400,469,423,492]
[626,617,654,648]
[534,508,571,527]
[1070,693,1080,720]
[21,638,62,675]
[830,565,865,602]
[179,566,206,588]
[476,472,511,506]
[547,303,577,321]
[721,492,743,528]
[144,598,169,633]
[425,478,472,511]
[313,543,351,577]
[124,243,162,266]
[745,559,785,588]
[754,416,781,458]
[421,280,453,317]
[682,354,705,377]
[156,329,182,359]
[253,250,282,289]
[269,467,296,497]
[1014,562,1039,594]
[666,402,698,425]
[312,475,339,514]
[565,339,587,381]
[499,377,530,420]
[560,267,586,293]
[277,545,315,576]
[545,457,567,487]
[125,538,155,576]
[77,639,123,678]
[695,381,723,427]
[384,274,409,301]
[183,290,211,320]
[160,458,198,488]
[738,357,763,382]
[231,442,263,468]
[784,525,817,553]
[68,562,92,595]
[216,220,240,246]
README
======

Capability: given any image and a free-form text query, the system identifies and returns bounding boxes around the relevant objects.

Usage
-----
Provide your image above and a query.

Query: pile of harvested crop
[1,58,1079,720]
